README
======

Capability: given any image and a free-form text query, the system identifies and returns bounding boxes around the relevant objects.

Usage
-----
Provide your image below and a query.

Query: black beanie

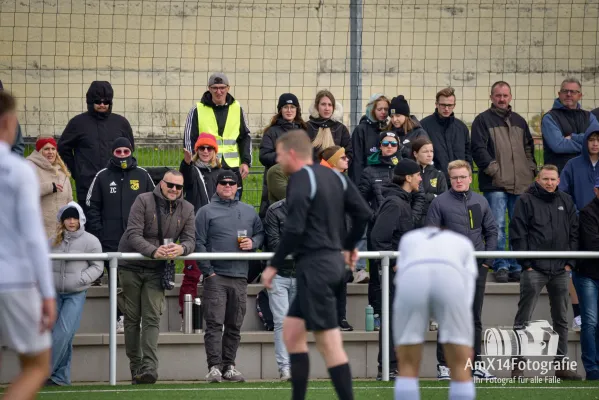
[389,95,410,117]
[277,93,300,111]
[379,131,399,145]
[61,206,80,221]
[393,159,420,176]
[112,137,132,152]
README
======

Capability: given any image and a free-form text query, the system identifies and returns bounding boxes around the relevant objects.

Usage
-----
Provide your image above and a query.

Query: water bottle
[365,305,374,332]
[193,297,203,334]
[183,294,193,334]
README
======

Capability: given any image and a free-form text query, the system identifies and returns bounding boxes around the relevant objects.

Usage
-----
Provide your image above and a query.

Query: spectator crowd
[2,73,599,385]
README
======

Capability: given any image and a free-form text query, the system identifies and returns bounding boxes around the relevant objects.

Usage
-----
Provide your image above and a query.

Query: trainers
[473,366,496,379]
[134,370,157,384]
[206,366,222,383]
[508,271,522,282]
[354,270,370,284]
[429,320,438,331]
[374,314,381,331]
[91,278,102,287]
[572,316,582,332]
[280,368,291,381]
[222,365,245,382]
[116,316,124,334]
[495,269,509,283]
[376,369,398,381]
[437,364,451,380]
[555,369,582,380]
[339,319,354,331]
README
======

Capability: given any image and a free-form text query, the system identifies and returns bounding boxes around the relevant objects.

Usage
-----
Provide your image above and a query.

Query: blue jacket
[558,130,599,211]
[542,99,599,156]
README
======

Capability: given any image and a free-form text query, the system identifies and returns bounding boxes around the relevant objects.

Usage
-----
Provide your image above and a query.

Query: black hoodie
[183,92,252,167]
[370,184,414,251]
[58,81,134,197]
[509,182,578,275]
[420,164,448,217]
[348,115,387,184]
[85,156,155,250]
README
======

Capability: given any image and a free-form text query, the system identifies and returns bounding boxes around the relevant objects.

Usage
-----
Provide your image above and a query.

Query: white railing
[49,251,599,385]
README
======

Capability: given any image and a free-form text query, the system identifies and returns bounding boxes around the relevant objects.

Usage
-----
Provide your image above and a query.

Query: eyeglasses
[381,141,399,147]
[560,89,581,95]
[218,180,237,187]
[198,146,215,152]
[438,103,456,108]
[163,181,183,190]
[94,99,111,105]
[114,149,131,156]
[450,176,470,181]
[210,86,228,92]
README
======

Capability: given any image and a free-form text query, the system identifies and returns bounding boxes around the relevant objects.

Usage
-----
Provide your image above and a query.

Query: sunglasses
[381,141,399,147]
[218,180,237,187]
[198,146,215,152]
[94,99,111,105]
[114,149,131,156]
[163,181,183,190]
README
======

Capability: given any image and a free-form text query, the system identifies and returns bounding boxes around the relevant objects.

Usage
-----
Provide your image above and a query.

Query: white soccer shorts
[0,287,51,355]
[393,264,474,347]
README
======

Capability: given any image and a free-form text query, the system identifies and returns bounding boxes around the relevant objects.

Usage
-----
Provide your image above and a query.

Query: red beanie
[194,133,218,153]
[36,137,57,152]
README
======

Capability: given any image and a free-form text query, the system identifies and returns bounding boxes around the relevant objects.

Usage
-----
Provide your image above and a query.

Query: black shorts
[287,252,345,331]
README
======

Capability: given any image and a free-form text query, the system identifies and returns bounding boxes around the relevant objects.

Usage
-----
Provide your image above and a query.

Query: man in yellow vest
[184,73,252,199]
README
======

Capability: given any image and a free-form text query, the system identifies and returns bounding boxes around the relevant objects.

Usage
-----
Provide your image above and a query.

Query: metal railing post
[381,255,390,382]
[107,253,120,386]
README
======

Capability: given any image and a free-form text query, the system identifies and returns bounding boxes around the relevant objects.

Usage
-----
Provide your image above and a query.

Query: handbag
[154,196,176,290]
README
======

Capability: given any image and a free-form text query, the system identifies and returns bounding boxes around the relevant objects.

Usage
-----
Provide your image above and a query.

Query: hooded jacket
[509,182,578,275]
[51,202,103,293]
[264,199,294,277]
[420,164,448,218]
[183,92,252,168]
[118,185,196,271]
[306,102,352,161]
[27,150,73,237]
[180,159,220,213]
[426,189,498,267]
[559,129,599,211]
[577,197,599,279]
[85,156,155,250]
[391,117,429,159]
[420,110,472,181]
[370,184,414,252]
[195,194,264,278]
[471,105,537,194]
[348,94,389,183]
[258,117,303,218]
[58,81,134,197]
[542,98,599,173]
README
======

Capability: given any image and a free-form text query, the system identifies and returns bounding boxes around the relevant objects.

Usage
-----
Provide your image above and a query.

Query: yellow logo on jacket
[430,178,437,188]
[391,156,399,165]
[130,180,139,191]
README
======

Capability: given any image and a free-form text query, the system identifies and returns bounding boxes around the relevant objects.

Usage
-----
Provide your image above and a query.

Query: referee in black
[262,130,372,400]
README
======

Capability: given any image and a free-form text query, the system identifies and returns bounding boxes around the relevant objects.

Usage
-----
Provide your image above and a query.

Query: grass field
[14,380,599,400]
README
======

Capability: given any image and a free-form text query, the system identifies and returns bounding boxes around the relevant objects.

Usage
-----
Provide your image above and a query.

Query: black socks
[573,303,580,318]
[328,363,354,400]
[290,353,310,400]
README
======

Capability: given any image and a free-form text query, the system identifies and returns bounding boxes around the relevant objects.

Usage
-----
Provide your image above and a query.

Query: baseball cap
[208,73,229,87]
[217,170,238,184]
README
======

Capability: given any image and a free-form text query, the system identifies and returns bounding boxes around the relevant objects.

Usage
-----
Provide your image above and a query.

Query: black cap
[112,137,132,152]
[61,206,80,222]
[393,159,420,176]
[379,131,399,144]
[217,170,238,184]
[389,95,410,117]
[277,93,300,110]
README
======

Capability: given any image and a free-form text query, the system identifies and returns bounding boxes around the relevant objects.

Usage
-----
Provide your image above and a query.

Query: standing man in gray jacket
[426,160,498,381]
[195,170,264,383]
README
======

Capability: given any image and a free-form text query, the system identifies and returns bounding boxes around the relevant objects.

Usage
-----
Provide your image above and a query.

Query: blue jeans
[267,275,297,373]
[483,191,522,272]
[49,291,87,385]
[572,272,599,374]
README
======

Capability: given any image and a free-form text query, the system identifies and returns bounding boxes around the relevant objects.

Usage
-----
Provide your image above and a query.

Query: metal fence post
[381,255,390,382]
[107,253,119,386]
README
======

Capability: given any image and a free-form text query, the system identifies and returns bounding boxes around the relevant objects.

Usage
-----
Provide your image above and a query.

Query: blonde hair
[311,127,336,151]
[52,221,66,247]
[539,164,558,174]
[55,152,71,178]
[192,150,221,168]
[386,116,416,133]
[447,160,472,176]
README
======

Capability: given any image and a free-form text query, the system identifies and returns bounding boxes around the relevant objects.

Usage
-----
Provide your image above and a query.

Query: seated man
[195,170,264,383]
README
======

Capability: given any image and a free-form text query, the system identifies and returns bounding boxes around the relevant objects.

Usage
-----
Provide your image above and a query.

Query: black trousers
[368,260,381,316]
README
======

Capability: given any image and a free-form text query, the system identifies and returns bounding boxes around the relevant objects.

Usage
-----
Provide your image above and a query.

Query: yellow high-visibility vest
[196,101,241,168]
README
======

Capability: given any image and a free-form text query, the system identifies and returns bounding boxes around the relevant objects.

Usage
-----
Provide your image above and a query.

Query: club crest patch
[130,180,139,190]
[430,178,437,188]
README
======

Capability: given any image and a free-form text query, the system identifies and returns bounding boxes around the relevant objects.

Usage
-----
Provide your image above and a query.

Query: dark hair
[435,87,456,103]
[319,145,342,161]
[0,90,16,118]
[392,174,407,186]
[410,137,433,158]
[588,131,599,140]
[314,90,336,113]
[491,81,511,95]
[265,108,307,132]
[164,170,183,179]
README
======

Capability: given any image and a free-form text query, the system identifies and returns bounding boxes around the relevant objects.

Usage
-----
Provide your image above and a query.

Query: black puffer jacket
[179,160,220,213]
[259,118,303,218]
[391,117,429,159]
[348,115,387,184]
[510,182,578,275]
[264,199,294,277]
[58,81,134,198]
[85,157,154,250]
[420,164,448,218]
[370,184,414,251]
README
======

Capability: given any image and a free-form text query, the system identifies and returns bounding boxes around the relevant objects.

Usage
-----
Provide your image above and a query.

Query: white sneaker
[116,316,124,334]
[572,316,582,332]
[437,364,451,380]
[473,366,496,379]
[429,319,438,331]
[280,368,291,381]
[354,270,370,284]
[222,365,245,382]
[206,366,222,383]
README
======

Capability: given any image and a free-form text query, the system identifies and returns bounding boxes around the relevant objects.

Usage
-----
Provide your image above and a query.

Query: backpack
[256,289,274,331]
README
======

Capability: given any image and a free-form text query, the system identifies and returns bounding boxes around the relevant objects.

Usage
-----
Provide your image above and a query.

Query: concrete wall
[0,0,598,139]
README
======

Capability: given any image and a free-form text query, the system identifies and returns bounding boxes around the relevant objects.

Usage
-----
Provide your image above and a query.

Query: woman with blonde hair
[27,137,73,238]
[307,90,352,161]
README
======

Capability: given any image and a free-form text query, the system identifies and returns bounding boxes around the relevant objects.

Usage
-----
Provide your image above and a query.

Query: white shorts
[393,264,474,347]
[0,287,51,355]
